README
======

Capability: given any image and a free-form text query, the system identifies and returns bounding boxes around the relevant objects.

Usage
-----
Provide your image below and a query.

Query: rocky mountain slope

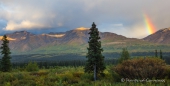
[143,28,170,44]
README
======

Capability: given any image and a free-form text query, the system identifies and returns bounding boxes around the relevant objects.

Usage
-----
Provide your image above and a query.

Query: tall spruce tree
[0,35,12,72]
[84,22,105,80]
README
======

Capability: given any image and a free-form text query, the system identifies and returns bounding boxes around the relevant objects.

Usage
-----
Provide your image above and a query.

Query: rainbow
[144,14,156,34]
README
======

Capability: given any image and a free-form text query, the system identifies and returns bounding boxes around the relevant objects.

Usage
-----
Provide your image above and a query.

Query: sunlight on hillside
[0,36,16,40]
[75,27,89,30]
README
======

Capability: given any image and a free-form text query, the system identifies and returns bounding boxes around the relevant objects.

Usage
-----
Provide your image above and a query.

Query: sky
[0,0,170,38]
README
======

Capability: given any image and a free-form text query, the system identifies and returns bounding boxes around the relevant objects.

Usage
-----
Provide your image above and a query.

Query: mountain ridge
[0,27,170,54]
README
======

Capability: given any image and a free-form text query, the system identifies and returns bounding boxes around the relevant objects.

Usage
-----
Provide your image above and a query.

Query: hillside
[143,28,170,44]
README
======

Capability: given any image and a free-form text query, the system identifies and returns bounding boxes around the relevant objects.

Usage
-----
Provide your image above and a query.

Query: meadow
[1,58,170,86]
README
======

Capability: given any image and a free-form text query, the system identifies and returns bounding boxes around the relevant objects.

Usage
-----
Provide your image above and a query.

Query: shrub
[25,62,39,72]
[115,57,168,79]
[73,72,83,78]
[30,71,48,77]
[0,73,17,84]
[13,73,24,80]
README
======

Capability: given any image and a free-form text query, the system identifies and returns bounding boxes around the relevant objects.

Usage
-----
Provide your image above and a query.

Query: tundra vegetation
[0,59,170,86]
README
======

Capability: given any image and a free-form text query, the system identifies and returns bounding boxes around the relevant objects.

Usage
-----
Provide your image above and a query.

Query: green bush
[25,62,39,72]
[115,57,167,79]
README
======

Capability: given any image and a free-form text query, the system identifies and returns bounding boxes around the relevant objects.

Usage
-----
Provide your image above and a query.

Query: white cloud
[4,20,50,31]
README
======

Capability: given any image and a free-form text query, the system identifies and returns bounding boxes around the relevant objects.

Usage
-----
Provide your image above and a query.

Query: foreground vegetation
[1,58,170,86]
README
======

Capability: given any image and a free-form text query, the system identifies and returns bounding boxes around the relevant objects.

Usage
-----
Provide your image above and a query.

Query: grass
[0,65,169,86]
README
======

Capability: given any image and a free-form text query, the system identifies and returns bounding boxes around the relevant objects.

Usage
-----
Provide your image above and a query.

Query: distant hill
[0,28,169,55]
[143,28,170,44]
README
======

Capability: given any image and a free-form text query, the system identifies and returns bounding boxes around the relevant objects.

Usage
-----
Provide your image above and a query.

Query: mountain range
[0,27,170,55]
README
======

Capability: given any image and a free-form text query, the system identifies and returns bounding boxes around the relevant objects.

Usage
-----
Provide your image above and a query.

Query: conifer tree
[84,22,105,80]
[118,48,130,63]
[155,49,158,57]
[160,49,163,59]
[0,35,12,72]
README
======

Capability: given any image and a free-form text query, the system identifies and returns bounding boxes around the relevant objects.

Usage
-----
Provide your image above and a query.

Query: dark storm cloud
[0,0,170,38]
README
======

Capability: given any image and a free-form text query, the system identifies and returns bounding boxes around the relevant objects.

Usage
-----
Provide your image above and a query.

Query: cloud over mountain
[0,0,170,38]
